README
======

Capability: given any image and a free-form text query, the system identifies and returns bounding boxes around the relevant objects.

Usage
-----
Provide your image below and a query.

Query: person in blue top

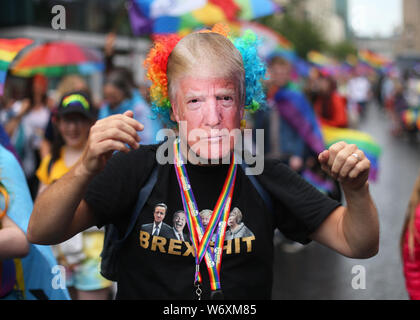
[100,67,162,145]
[0,144,70,300]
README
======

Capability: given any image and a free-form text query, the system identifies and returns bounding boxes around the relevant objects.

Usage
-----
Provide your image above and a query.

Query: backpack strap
[116,164,159,245]
[240,162,273,212]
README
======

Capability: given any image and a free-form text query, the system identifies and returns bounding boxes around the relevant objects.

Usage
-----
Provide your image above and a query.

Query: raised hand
[318,141,370,191]
[80,110,144,176]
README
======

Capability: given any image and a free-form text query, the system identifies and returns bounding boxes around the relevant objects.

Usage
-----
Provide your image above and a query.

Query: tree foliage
[326,40,358,61]
[258,13,327,58]
[257,1,356,62]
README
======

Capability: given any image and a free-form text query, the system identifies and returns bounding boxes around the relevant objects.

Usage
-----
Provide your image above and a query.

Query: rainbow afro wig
[143,24,267,127]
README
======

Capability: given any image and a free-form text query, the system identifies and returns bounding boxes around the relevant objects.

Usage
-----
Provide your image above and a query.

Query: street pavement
[271,103,420,299]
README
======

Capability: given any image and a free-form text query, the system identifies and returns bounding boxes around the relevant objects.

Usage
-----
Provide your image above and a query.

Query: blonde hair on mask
[167,32,245,107]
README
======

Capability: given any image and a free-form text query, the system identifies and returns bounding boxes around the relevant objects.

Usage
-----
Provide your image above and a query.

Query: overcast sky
[348,0,402,37]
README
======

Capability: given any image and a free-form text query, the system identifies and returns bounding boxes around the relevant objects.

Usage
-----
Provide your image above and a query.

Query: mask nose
[203,97,221,127]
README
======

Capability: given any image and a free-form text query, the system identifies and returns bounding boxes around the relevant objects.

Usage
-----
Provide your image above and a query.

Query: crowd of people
[0,34,164,299]
[0,26,418,300]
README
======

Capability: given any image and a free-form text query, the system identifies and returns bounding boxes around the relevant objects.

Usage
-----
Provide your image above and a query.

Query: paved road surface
[271,103,420,299]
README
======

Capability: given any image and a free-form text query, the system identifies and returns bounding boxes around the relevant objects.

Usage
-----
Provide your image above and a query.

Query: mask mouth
[196,130,230,142]
[202,135,223,142]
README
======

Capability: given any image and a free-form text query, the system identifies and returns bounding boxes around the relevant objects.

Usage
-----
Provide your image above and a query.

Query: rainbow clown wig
[144,24,266,127]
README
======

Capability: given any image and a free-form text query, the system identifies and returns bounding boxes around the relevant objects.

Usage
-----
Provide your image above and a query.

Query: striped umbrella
[0,38,34,96]
[11,41,104,77]
[128,0,280,35]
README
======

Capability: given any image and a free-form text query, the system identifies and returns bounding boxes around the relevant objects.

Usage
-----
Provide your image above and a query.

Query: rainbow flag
[321,125,381,181]
[358,49,391,70]
[238,21,293,59]
[0,39,33,96]
[307,51,343,76]
[307,51,336,67]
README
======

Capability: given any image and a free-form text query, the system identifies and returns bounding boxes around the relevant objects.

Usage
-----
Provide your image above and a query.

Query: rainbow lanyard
[173,138,237,296]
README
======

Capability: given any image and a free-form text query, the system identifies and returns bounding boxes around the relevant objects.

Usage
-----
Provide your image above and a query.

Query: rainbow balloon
[0,38,33,96]
[321,125,382,181]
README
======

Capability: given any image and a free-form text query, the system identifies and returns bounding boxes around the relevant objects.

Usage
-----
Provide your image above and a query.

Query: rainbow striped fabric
[10,41,103,78]
[321,125,382,181]
[358,49,391,70]
[401,108,420,130]
[238,21,293,60]
[173,139,237,291]
[0,38,33,96]
[129,0,280,35]
[307,51,336,67]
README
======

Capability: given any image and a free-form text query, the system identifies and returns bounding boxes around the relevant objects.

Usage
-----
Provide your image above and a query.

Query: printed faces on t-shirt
[139,203,256,257]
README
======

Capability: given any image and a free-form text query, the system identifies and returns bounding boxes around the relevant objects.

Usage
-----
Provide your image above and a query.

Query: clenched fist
[318,141,370,191]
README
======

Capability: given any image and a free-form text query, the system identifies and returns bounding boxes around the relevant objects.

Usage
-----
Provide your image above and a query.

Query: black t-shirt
[84,143,341,300]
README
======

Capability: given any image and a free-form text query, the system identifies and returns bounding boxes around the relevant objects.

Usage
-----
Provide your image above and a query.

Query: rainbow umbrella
[128,0,280,35]
[0,38,34,95]
[358,49,392,70]
[11,41,104,77]
[321,125,382,181]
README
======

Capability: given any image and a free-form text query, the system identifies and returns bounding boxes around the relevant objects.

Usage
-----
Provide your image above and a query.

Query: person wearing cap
[35,91,112,300]
[36,91,97,193]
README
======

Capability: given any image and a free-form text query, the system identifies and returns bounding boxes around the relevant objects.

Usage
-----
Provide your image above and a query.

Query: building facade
[397,0,420,56]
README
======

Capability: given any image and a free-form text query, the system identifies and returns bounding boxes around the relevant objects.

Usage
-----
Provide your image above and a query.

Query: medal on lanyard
[173,138,237,300]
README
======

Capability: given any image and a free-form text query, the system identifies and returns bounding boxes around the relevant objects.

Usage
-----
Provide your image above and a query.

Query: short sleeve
[258,159,341,244]
[36,154,52,185]
[84,145,156,229]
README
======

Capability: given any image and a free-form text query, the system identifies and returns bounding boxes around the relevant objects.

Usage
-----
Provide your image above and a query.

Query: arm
[36,182,48,197]
[0,215,30,259]
[27,110,144,245]
[4,99,31,137]
[28,163,97,245]
[310,142,379,258]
